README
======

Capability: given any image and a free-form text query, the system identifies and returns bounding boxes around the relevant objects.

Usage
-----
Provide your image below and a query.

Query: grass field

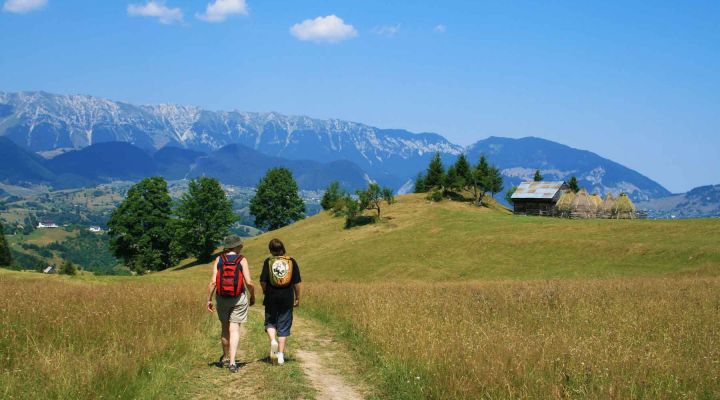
[2,194,719,399]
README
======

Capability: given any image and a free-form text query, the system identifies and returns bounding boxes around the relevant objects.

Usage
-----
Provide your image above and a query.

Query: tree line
[414,153,504,204]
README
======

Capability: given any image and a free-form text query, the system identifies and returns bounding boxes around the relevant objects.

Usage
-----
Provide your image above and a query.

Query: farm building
[511,181,568,216]
[37,221,59,229]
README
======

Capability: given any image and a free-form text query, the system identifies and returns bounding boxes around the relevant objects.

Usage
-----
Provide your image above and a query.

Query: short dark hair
[268,238,286,256]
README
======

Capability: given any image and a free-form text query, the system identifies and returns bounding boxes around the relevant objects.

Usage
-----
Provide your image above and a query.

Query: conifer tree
[488,166,504,197]
[471,155,490,205]
[0,221,12,267]
[176,177,237,263]
[250,168,306,231]
[414,173,427,193]
[453,154,472,189]
[321,181,343,210]
[533,169,543,182]
[425,153,445,189]
[568,176,580,193]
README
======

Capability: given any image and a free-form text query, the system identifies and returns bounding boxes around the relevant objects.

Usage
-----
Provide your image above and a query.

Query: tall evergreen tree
[321,181,343,211]
[533,169,543,182]
[453,153,472,189]
[413,173,427,193]
[568,176,580,193]
[176,177,237,263]
[425,153,445,189]
[108,177,174,273]
[471,155,490,205]
[444,165,460,192]
[250,168,306,231]
[488,166,504,197]
[0,221,12,267]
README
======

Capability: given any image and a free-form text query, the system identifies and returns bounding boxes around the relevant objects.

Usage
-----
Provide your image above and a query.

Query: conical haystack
[591,193,603,209]
[600,193,616,218]
[615,193,636,219]
[555,190,575,217]
[570,188,596,218]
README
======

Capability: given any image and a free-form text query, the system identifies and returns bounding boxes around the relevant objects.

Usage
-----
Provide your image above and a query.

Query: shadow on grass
[173,251,222,271]
[344,215,377,229]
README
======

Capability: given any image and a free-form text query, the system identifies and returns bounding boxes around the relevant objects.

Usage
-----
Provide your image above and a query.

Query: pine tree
[488,166,504,197]
[425,153,445,189]
[321,181,343,210]
[568,176,580,193]
[250,168,306,231]
[107,177,174,273]
[176,177,238,263]
[453,154,471,189]
[444,165,459,192]
[414,173,427,193]
[533,170,543,182]
[0,221,12,267]
[471,155,490,205]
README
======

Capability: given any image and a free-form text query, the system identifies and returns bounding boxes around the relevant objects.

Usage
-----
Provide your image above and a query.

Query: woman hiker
[260,238,302,365]
[206,235,256,373]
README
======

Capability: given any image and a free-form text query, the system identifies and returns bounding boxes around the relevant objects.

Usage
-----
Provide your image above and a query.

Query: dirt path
[292,316,368,400]
[176,308,370,400]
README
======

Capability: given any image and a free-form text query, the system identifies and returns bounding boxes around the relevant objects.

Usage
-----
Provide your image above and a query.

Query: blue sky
[1,0,718,192]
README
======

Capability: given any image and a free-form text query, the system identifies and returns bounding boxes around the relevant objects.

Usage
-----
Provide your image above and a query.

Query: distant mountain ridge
[637,184,720,219]
[0,90,675,201]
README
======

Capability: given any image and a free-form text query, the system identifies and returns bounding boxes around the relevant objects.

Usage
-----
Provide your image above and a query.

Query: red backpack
[216,254,245,297]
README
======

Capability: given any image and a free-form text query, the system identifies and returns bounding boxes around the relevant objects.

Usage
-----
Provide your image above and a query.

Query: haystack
[615,193,636,219]
[570,188,597,218]
[591,193,603,209]
[600,193,616,218]
[555,190,575,217]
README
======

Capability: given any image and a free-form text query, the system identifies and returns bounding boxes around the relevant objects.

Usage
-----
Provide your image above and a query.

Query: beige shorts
[216,292,248,324]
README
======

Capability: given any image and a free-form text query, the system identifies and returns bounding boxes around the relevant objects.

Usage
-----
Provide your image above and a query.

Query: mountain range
[0,90,683,203]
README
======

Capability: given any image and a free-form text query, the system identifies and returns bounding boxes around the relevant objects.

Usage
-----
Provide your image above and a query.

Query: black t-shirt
[260,256,301,308]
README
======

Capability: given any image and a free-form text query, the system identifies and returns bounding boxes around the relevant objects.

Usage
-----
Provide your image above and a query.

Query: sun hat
[223,235,244,249]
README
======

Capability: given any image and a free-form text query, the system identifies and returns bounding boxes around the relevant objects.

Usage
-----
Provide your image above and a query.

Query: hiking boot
[277,352,285,365]
[270,339,279,364]
[228,363,240,373]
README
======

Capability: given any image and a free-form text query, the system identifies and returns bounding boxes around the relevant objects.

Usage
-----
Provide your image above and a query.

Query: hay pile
[555,190,576,217]
[570,189,597,218]
[600,193,616,218]
[615,193,636,219]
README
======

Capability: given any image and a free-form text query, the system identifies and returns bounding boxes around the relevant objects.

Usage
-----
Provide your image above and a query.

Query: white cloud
[127,1,183,25]
[434,24,446,33]
[2,0,46,13]
[372,24,401,37]
[196,0,247,23]
[290,15,357,44]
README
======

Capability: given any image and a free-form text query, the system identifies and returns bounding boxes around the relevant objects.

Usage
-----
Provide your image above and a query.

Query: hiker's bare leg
[278,336,287,353]
[221,321,230,359]
[267,327,277,342]
[229,322,241,364]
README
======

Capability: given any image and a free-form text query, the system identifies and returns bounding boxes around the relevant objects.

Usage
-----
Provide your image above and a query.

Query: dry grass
[303,278,720,399]
[0,271,210,399]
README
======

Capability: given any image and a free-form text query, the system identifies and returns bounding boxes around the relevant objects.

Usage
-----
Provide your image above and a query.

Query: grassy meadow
[2,193,719,399]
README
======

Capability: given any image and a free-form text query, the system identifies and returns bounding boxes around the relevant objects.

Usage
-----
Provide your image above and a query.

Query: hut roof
[511,181,567,201]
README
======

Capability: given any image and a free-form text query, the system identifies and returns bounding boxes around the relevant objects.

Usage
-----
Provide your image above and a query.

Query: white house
[37,221,59,229]
[88,226,103,233]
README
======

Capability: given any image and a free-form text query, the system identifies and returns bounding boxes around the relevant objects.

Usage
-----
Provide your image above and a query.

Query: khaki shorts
[216,292,248,324]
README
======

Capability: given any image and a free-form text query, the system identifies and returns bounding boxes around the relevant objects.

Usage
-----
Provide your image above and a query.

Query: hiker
[260,238,301,365]
[206,235,256,373]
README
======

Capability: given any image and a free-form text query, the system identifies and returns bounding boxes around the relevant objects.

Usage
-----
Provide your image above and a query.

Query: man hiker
[260,238,301,365]
[207,235,256,373]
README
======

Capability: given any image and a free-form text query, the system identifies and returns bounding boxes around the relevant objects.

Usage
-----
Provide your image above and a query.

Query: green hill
[179,193,720,282]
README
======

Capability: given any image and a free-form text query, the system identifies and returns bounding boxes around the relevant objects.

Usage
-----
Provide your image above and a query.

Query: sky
[0,0,718,193]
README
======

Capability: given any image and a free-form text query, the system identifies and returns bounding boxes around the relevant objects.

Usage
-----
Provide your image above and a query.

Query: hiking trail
[179,308,370,400]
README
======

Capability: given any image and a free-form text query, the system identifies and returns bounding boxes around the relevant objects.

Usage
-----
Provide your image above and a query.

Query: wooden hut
[511,181,568,216]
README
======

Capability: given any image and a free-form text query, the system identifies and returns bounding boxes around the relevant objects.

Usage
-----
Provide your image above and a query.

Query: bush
[427,190,443,202]
[60,261,77,276]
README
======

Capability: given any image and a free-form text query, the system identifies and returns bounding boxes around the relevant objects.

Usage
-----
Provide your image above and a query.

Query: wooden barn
[511,181,568,216]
